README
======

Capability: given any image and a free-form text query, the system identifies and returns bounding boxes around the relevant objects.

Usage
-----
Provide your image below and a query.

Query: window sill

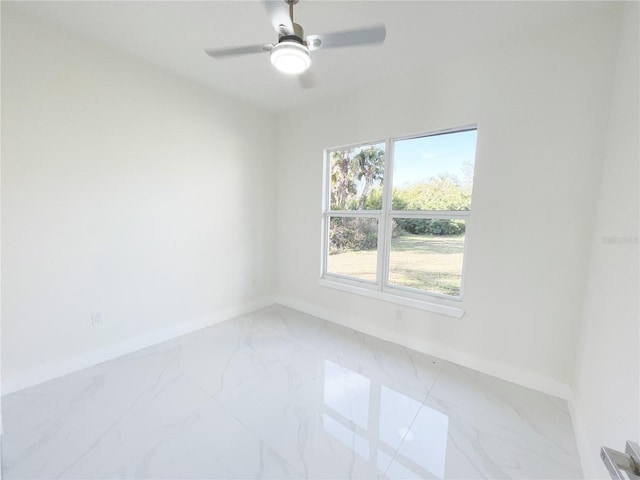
[319,278,465,318]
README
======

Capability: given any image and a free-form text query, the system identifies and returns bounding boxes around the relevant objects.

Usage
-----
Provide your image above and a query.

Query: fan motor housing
[279,22,305,43]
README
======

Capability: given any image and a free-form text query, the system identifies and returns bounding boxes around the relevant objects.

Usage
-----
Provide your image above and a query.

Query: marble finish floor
[2,305,582,479]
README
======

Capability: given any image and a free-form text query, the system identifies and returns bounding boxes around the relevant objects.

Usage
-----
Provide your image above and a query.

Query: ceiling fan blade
[298,70,316,89]
[205,44,273,59]
[262,0,294,36]
[306,24,386,51]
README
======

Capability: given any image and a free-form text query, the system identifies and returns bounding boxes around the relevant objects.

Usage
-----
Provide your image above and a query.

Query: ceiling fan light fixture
[270,40,311,75]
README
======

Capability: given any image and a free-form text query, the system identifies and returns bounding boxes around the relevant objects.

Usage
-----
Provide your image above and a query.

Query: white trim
[320,212,328,277]
[320,278,464,318]
[322,126,478,304]
[325,210,382,217]
[320,149,330,281]
[381,137,394,289]
[458,218,470,300]
[393,124,478,143]
[3,295,574,404]
[325,139,387,157]
[1,296,275,396]
[322,272,378,289]
[275,295,573,400]
[388,210,470,219]
[385,281,462,303]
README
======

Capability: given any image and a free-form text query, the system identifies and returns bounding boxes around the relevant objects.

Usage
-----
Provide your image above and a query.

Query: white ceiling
[6,0,617,113]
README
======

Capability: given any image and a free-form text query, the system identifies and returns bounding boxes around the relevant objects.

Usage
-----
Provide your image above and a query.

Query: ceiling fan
[204,0,386,83]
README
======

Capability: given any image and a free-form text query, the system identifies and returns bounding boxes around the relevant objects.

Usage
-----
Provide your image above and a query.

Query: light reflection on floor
[323,359,448,478]
[2,305,582,479]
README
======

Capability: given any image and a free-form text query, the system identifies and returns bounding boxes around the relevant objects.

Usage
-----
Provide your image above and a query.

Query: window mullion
[327,210,383,217]
[389,210,470,219]
[379,138,395,290]
[322,126,476,303]
[321,212,329,277]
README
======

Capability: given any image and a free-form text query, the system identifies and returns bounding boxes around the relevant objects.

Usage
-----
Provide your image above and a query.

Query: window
[321,127,477,312]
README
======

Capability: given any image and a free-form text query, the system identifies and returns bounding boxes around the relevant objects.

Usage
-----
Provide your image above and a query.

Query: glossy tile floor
[2,305,582,479]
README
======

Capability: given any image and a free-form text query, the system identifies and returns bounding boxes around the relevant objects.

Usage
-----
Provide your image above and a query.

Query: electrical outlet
[91,312,102,326]
[395,309,402,321]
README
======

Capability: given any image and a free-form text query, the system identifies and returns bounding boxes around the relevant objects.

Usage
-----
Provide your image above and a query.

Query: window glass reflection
[391,406,449,479]
[379,386,423,450]
[323,360,370,428]
[322,359,449,478]
[322,414,370,461]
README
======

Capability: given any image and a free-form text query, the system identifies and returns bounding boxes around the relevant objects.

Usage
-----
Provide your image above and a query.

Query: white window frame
[320,125,477,318]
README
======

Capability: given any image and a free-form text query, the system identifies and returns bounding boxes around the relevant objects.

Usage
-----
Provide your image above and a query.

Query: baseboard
[2,296,275,396]
[3,294,573,401]
[275,295,573,400]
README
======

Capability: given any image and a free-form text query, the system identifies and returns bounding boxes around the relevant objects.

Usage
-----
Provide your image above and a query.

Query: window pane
[329,143,385,210]
[392,130,476,211]
[389,219,466,296]
[327,217,378,282]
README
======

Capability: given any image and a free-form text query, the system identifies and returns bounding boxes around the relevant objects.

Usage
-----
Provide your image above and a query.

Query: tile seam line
[382,361,447,477]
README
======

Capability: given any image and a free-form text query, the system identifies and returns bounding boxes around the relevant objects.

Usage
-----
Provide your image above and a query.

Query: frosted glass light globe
[270,41,311,75]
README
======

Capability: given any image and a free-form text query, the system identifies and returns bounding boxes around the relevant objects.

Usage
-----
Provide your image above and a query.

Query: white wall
[0,0,3,455]
[1,3,636,476]
[572,2,640,478]
[275,9,622,397]
[1,7,277,393]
